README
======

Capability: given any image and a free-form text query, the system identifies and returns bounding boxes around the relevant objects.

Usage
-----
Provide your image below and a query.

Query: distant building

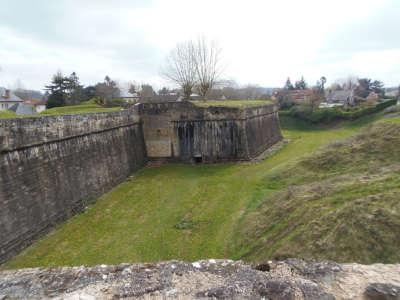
[325,90,354,106]
[385,88,399,98]
[0,88,23,111]
[24,99,47,113]
[190,93,202,100]
[119,89,140,103]
[366,91,379,102]
[288,89,313,103]
[9,103,37,115]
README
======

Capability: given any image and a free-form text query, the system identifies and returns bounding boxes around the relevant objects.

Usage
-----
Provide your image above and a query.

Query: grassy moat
[3,112,400,269]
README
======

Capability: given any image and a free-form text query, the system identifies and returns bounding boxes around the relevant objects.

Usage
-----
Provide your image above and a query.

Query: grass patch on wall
[40,101,122,116]
[0,110,18,119]
[191,100,272,108]
[0,101,122,119]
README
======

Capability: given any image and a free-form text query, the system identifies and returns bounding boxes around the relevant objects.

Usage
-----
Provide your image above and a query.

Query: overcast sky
[0,0,399,91]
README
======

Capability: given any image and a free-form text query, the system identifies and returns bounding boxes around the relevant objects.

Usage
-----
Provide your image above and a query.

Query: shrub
[286,99,397,124]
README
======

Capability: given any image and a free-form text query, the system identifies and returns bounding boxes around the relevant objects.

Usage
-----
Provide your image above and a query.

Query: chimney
[4,89,10,98]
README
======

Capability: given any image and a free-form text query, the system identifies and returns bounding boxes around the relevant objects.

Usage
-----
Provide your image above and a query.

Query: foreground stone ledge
[1,259,400,299]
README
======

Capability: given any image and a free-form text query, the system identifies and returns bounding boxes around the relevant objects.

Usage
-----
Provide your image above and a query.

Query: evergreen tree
[45,71,84,107]
[371,80,384,95]
[320,76,327,91]
[158,87,169,95]
[45,71,68,108]
[284,77,294,90]
[65,72,84,105]
[295,76,307,90]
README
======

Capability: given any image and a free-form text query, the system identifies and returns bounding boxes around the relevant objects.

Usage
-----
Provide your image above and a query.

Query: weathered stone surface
[0,102,282,265]
[365,283,400,300]
[0,109,140,152]
[139,101,282,162]
[1,259,399,299]
[0,111,147,264]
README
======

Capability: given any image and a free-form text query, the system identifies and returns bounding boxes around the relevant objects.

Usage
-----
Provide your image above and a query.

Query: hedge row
[280,99,397,124]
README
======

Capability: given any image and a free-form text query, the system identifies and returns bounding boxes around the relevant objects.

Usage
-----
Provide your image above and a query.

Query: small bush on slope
[233,122,400,264]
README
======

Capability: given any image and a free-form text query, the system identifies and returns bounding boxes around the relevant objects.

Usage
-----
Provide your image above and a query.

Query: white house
[24,99,47,113]
[325,90,355,106]
[0,88,23,111]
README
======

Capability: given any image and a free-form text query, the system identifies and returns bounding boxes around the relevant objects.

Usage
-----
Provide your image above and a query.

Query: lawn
[191,100,272,108]
[0,101,122,119]
[233,116,400,264]
[0,110,18,119]
[40,102,122,116]
[4,113,383,269]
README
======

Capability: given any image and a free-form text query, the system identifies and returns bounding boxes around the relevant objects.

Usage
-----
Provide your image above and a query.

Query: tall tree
[45,71,84,107]
[128,83,138,95]
[82,85,96,101]
[295,76,307,90]
[139,84,155,101]
[158,87,170,96]
[284,77,294,90]
[95,76,120,105]
[65,72,84,105]
[162,40,198,100]
[356,78,372,98]
[320,76,327,91]
[371,80,384,95]
[193,37,223,99]
[355,78,383,98]
[398,85,400,100]
[309,87,322,112]
[45,71,68,108]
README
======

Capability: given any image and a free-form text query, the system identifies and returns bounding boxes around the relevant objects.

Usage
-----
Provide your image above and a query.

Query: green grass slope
[233,121,400,264]
[191,100,271,108]
[0,101,121,119]
[40,101,121,116]
[0,110,17,119]
[3,114,399,269]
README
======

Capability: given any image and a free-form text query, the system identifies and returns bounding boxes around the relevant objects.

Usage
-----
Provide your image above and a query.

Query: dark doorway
[194,156,203,164]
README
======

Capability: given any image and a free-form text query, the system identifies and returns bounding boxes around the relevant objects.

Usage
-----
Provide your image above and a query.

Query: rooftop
[0,88,23,103]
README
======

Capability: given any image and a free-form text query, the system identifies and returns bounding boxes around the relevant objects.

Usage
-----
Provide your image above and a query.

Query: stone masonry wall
[0,102,281,263]
[139,101,282,162]
[244,106,283,157]
[0,111,147,263]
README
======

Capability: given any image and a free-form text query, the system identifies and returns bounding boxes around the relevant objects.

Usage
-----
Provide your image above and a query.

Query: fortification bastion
[0,101,282,263]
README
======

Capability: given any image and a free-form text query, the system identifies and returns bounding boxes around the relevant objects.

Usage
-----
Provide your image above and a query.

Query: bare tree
[162,41,197,100]
[193,37,223,99]
[139,84,156,102]
[308,87,322,112]
[334,76,358,90]
[95,76,120,106]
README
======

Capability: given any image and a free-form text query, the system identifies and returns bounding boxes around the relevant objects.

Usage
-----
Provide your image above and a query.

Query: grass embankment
[0,101,122,119]
[233,119,400,263]
[3,113,400,269]
[40,101,121,116]
[191,100,272,108]
[0,110,17,119]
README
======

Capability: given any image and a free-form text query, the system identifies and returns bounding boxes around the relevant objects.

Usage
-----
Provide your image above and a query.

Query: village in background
[0,72,399,116]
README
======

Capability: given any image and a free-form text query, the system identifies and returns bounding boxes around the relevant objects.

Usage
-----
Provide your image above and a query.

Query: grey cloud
[320,2,400,56]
